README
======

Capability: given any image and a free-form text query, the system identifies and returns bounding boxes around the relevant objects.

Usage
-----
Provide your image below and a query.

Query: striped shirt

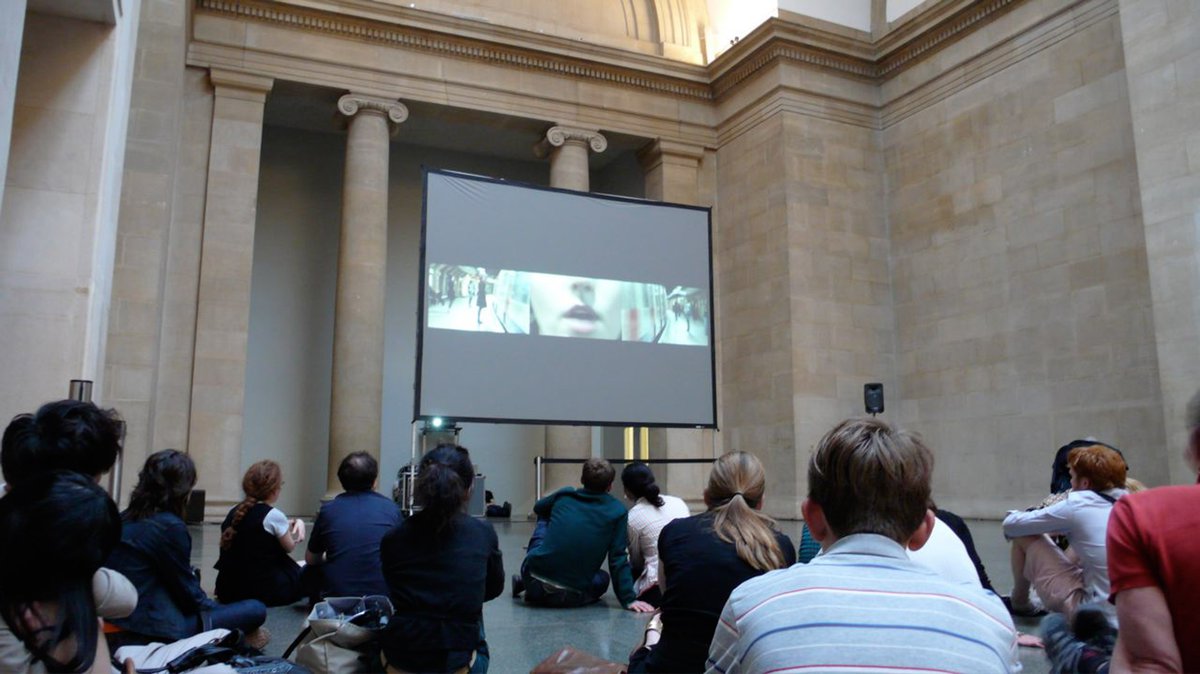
[706,534,1020,674]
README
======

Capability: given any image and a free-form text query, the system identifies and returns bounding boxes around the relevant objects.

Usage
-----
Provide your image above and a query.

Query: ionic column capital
[337,94,409,134]
[534,125,608,158]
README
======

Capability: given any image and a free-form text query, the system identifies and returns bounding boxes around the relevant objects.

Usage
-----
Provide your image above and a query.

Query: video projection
[415,170,716,427]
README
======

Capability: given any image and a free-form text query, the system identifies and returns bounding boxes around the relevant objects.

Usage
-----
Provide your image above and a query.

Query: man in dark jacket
[513,458,653,612]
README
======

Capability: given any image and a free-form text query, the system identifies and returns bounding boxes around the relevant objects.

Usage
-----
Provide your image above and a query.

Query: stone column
[187,69,273,518]
[534,125,607,493]
[325,94,408,496]
[639,139,713,506]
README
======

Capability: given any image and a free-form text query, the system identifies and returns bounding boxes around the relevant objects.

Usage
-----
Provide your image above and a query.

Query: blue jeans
[201,599,267,634]
[520,520,609,607]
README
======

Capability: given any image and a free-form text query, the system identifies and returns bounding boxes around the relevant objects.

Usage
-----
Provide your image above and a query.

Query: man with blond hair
[1003,443,1128,623]
[706,418,1018,673]
[1105,390,1200,671]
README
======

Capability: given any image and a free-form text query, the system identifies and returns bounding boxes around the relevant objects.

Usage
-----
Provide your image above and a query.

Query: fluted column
[325,94,408,496]
[188,69,273,518]
[534,125,608,493]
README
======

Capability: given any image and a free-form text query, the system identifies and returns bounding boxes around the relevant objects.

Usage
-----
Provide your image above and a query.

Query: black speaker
[864,383,884,415]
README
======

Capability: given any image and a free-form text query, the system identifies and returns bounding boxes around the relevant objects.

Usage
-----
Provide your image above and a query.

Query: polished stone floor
[189,518,1051,673]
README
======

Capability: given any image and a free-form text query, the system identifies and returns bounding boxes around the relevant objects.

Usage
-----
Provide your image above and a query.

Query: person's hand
[1016,632,1044,648]
[627,600,655,613]
[289,518,306,544]
[123,658,137,674]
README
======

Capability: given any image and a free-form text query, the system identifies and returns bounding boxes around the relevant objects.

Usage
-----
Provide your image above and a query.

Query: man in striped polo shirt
[706,418,1020,673]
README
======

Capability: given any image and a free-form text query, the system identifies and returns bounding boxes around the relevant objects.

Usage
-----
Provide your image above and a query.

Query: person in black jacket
[214,460,305,607]
[380,444,503,673]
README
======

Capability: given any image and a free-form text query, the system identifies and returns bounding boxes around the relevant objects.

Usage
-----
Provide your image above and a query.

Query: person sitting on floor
[380,444,503,674]
[484,490,511,518]
[1,401,138,626]
[1104,388,1200,672]
[706,418,1018,673]
[512,458,653,612]
[627,451,794,673]
[214,460,306,607]
[305,451,401,600]
[1002,443,1127,622]
[105,450,268,648]
[621,462,689,607]
[0,471,124,674]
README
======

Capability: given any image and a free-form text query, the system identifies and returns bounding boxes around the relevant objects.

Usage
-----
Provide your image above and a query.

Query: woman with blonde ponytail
[214,460,306,606]
[627,451,794,674]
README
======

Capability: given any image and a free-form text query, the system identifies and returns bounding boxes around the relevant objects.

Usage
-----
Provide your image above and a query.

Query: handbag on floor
[289,595,394,674]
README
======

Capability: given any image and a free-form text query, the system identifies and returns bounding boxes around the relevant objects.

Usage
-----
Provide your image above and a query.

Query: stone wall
[1118,0,1200,482]
[884,2,1166,514]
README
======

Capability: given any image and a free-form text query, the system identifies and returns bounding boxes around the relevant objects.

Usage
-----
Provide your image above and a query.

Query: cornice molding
[194,0,1027,105]
[195,0,713,101]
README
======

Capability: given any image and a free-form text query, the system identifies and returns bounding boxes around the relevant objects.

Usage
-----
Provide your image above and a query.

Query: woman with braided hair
[214,460,306,607]
[627,451,794,674]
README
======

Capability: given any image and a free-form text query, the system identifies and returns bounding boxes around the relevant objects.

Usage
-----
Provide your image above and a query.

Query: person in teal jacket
[513,458,654,612]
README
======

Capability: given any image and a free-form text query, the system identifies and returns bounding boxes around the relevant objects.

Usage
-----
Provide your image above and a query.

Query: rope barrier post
[535,455,543,502]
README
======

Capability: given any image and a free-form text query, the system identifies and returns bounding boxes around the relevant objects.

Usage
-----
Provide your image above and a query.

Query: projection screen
[415,170,716,428]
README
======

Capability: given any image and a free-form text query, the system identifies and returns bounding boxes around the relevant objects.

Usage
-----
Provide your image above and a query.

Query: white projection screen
[415,170,716,428]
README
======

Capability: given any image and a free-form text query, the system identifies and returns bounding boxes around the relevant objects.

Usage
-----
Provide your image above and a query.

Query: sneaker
[511,573,524,598]
[1003,595,1047,617]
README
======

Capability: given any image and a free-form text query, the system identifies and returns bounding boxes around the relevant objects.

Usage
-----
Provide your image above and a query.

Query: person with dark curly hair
[105,450,268,648]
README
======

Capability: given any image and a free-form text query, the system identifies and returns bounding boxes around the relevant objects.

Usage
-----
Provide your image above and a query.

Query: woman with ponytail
[627,451,794,674]
[105,450,267,647]
[214,460,305,606]
[621,463,689,606]
[380,444,503,674]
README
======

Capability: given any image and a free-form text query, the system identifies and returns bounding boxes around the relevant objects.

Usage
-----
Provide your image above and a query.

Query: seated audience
[305,451,400,599]
[1002,444,1127,622]
[512,458,652,612]
[106,450,268,646]
[484,490,511,518]
[0,471,122,674]
[214,460,306,606]
[380,444,503,674]
[707,418,1018,673]
[1105,389,1200,672]
[621,462,689,606]
[627,451,793,673]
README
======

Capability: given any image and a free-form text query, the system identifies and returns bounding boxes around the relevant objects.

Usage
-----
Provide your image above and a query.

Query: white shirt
[908,517,981,588]
[627,494,690,595]
[262,506,290,537]
[1002,488,1126,606]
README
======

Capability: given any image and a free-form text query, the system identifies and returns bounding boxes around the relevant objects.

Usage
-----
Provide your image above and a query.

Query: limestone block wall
[0,8,138,427]
[883,5,1166,515]
[781,111,893,500]
[716,112,801,517]
[1118,0,1200,482]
